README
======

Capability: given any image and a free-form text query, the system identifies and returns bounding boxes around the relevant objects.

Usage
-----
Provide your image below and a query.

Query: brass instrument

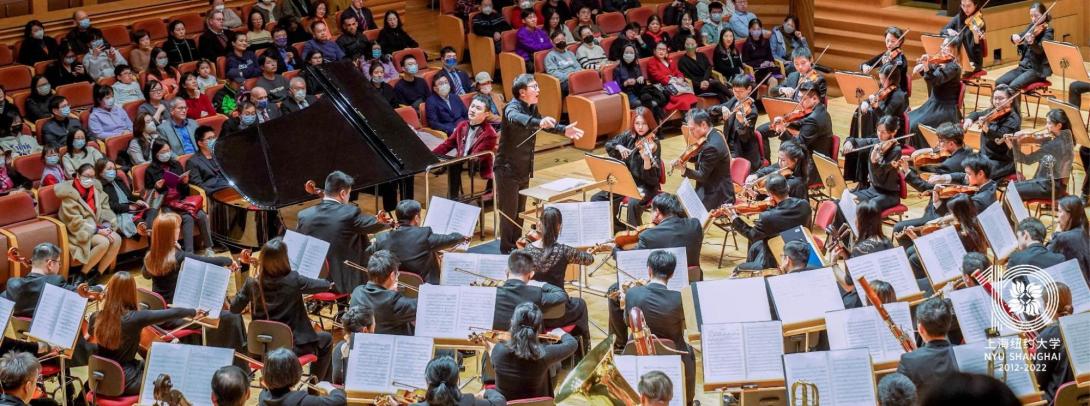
[987,344,1008,382]
[790,380,820,406]
[555,336,640,405]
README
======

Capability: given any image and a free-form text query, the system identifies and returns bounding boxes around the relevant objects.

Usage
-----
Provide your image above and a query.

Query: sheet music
[784,349,876,406]
[676,179,709,225]
[825,302,914,364]
[414,285,496,339]
[29,284,87,349]
[616,355,686,406]
[913,226,967,285]
[439,252,509,286]
[693,278,771,326]
[139,343,233,406]
[615,247,689,291]
[345,333,433,393]
[174,259,231,319]
[546,201,612,247]
[978,202,1017,260]
[783,352,833,405]
[947,286,1016,343]
[839,190,859,237]
[283,230,330,280]
[952,338,1037,397]
[702,321,785,385]
[1043,259,1090,314]
[0,297,14,332]
[1004,184,1030,222]
[845,246,920,304]
[539,178,590,192]
[1059,312,1090,379]
[423,196,481,236]
[767,267,845,326]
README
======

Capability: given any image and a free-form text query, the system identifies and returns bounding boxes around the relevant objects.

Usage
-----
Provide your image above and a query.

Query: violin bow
[946,0,993,46]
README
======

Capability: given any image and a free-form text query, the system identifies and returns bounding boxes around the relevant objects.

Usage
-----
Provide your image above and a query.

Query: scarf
[74,179,97,214]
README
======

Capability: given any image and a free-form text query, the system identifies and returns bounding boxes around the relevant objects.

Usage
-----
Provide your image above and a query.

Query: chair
[246,320,319,376]
[1021,80,1053,127]
[56,82,95,110]
[86,356,140,406]
[177,61,199,75]
[197,114,229,136]
[0,192,69,275]
[714,157,752,267]
[135,288,203,344]
[813,200,838,232]
[0,45,10,67]
[133,18,169,41]
[596,12,627,35]
[397,271,424,299]
[0,65,33,94]
[130,162,150,196]
[101,25,132,47]
[467,30,497,78]
[176,12,206,36]
[625,6,655,26]
[204,84,224,101]
[530,50,563,120]
[880,173,910,227]
[1052,381,1090,406]
[12,152,43,184]
[497,30,524,100]
[437,14,466,60]
[362,29,380,42]
[566,70,629,150]
[960,38,990,112]
[79,108,92,128]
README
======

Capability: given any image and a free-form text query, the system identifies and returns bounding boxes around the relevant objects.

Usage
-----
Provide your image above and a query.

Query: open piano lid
[214,61,439,208]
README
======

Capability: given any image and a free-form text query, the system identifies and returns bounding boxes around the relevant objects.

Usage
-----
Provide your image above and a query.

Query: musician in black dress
[590,107,662,231]
[942,0,985,76]
[490,303,577,400]
[962,84,1020,180]
[520,207,595,288]
[842,115,904,213]
[861,26,909,93]
[772,82,832,186]
[1050,196,1090,278]
[414,356,506,406]
[996,2,1052,92]
[907,38,963,149]
[669,108,734,209]
[716,74,760,171]
[846,65,907,187]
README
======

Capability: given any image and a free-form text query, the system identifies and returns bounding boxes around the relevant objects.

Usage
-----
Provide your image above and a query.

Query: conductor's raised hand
[540,116,558,129]
[564,122,584,140]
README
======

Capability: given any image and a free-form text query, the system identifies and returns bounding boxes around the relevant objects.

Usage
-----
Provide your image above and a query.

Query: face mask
[783,25,795,34]
[583,36,594,44]
[59,106,71,116]
[686,44,697,51]
[144,122,157,133]
[256,100,268,110]
[293,89,306,100]
[79,177,94,188]
[371,75,384,84]
[274,37,288,47]
[372,49,382,58]
[103,169,117,182]
[623,52,635,63]
[519,1,531,8]
[156,57,169,68]
[79,18,91,29]
[750,29,761,39]
[437,83,451,96]
[37,84,51,96]
[479,84,492,94]
[73,139,86,149]
[157,152,172,162]
[46,155,60,165]
[91,39,104,48]
[444,57,457,67]
[64,56,76,65]
[406,64,418,75]
[241,114,256,125]
[481,5,493,13]
[214,4,225,11]
[32,30,44,40]
[103,97,114,108]
[710,12,722,21]
[205,138,216,149]
[555,41,566,49]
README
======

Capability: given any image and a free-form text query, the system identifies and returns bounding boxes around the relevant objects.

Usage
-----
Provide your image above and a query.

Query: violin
[607,278,648,307]
[998,129,1053,144]
[892,220,959,240]
[614,224,652,249]
[669,134,706,176]
[866,85,897,106]
[515,226,542,249]
[468,328,562,344]
[375,389,427,406]
[1013,1,1056,45]
[743,167,793,199]
[153,374,192,406]
[708,199,774,217]
[929,184,979,200]
[911,149,951,167]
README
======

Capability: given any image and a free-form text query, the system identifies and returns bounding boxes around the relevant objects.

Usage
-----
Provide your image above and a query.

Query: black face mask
[582,36,594,44]
[555,41,566,49]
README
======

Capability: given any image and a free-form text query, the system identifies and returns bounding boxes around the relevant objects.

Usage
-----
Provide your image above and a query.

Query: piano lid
[214,61,439,208]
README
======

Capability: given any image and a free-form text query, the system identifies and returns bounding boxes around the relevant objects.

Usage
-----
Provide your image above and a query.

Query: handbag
[603,81,622,95]
[165,191,204,218]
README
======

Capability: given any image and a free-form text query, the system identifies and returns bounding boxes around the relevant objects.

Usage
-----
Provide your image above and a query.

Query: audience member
[88,85,133,139]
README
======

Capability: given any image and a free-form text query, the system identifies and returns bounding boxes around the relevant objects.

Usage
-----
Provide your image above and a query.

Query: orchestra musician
[490,302,577,400]
[906,38,962,148]
[716,74,760,171]
[770,82,832,186]
[942,0,985,76]
[846,66,907,188]
[0,352,42,406]
[724,174,811,271]
[1007,218,1065,270]
[520,207,595,288]
[671,108,735,209]
[348,250,416,335]
[895,155,996,246]
[229,238,335,381]
[638,371,674,406]
[905,194,990,287]
[211,366,251,406]
[1067,79,1090,200]
[606,251,695,405]
[257,348,344,406]
[365,200,466,285]
[631,193,704,279]
[779,240,815,273]
[962,84,1020,180]
[768,47,827,102]
[589,107,663,231]
[331,306,374,385]
[896,297,959,394]
[861,27,910,93]
[995,2,1053,93]
[493,251,591,351]
[496,73,584,253]
[2,243,76,318]
[90,272,207,395]
[1005,109,1074,201]
[296,171,389,306]
[842,115,904,213]
[416,356,506,406]
[1034,282,1073,403]
[744,141,808,199]
[1049,196,1090,276]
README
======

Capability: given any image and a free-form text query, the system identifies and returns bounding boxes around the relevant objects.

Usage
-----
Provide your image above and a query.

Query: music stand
[1042,41,1090,101]
[918,124,940,148]
[584,153,643,201]
[921,33,971,71]
[761,97,797,120]
[834,71,879,105]
[813,153,846,199]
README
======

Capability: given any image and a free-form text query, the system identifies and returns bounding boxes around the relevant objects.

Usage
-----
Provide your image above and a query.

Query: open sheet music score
[677,179,709,225]
[783,348,877,406]
[845,246,921,304]
[825,302,914,365]
[1003,184,1030,222]
[283,230,330,280]
[913,226,967,287]
[700,321,785,387]
[1059,312,1090,383]
[28,284,88,350]
[616,355,685,406]
[691,278,771,328]
[978,202,1017,260]
[345,333,433,394]
[414,285,496,339]
[173,259,232,319]
[423,196,482,237]
[616,247,689,292]
[838,190,859,237]
[0,297,13,332]
[947,285,1017,343]
[139,343,233,406]
[1042,259,1090,314]
[767,267,845,328]
[545,201,613,247]
[539,178,591,192]
[952,337,1038,398]
[439,253,509,286]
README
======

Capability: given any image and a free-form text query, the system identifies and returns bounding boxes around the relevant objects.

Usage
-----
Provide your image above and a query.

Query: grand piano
[210,61,440,248]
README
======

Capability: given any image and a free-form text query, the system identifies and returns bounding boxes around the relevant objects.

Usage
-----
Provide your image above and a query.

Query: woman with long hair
[56,163,121,281]
[163,20,198,66]
[127,112,159,165]
[1009,109,1074,200]
[62,127,104,176]
[613,44,666,119]
[642,15,671,52]
[855,200,888,243]
[17,20,59,66]
[646,42,698,114]
[713,29,744,82]
[1034,282,1073,403]
[490,303,577,400]
[947,193,987,254]
[26,75,56,121]
[1049,195,1090,276]
[741,18,778,91]
[591,108,662,230]
[44,42,92,87]
[90,271,205,395]
[246,10,274,50]
[420,356,505,405]
[180,72,216,119]
[229,237,335,381]
[519,207,595,288]
[543,9,573,44]
[129,30,153,73]
[377,10,418,54]
[95,158,145,238]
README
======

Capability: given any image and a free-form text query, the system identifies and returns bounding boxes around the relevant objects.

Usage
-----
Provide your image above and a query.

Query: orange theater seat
[625,6,655,26]
[175,12,206,36]
[104,133,134,162]
[132,18,169,41]
[0,65,33,94]
[392,48,430,74]
[497,30,524,101]
[56,82,95,110]
[531,50,562,120]
[0,192,70,275]
[596,12,627,35]
[467,25,498,79]
[565,70,629,150]
[101,25,132,47]
[437,14,466,60]
[197,114,229,136]
[0,45,12,67]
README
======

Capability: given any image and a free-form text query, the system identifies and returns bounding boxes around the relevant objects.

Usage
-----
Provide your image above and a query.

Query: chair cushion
[1023,81,1052,93]
[881,204,908,218]
[6,222,60,254]
[0,192,37,225]
[962,70,988,81]
[310,292,348,302]
[39,363,61,377]
[298,353,318,366]
[85,393,139,406]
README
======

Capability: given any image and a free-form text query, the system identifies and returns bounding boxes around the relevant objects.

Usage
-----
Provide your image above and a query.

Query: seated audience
[180,73,217,120]
[163,20,199,66]
[88,85,133,139]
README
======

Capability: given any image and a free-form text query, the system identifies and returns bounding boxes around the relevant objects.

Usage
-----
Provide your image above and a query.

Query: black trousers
[1069,81,1090,107]
[1014,178,1066,201]
[996,67,1046,91]
[542,298,591,355]
[495,166,530,254]
[295,331,334,382]
[1081,147,1090,197]
[378,178,414,212]
[590,191,648,232]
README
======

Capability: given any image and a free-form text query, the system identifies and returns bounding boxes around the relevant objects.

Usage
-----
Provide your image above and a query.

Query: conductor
[496,73,585,253]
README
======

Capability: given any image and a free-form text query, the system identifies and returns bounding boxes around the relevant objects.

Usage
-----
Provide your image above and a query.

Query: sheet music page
[839,190,859,237]
[139,343,233,406]
[828,349,878,405]
[1059,313,1090,378]
[615,247,689,291]
[578,201,613,246]
[825,307,885,363]
[845,246,920,303]
[883,302,915,355]
[439,253,509,286]
[284,230,330,280]
[947,286,1015,343]
[390,335,434,391]
[196,263,231,319]
[424,196,481,236]
[676,179,709,225]
[30,284,87,349]
[978,202,1017,260]
[694,278,772,325]
[1004,184,1030,222]
[767,267,845,326]
[783,352,834,405]
[913,226,967,285]
[952,338,1037,397]
[1043,259,1090,314]
[413,285,460,338]
[547,202,585,246]
[0,297,14,333]
[615,356,640,394]
[700,323,747,384]
[453,286,497,338]
[422,196,455,234]
[539,178,590,192]
[743,321,786,381]
[346,334,396,392]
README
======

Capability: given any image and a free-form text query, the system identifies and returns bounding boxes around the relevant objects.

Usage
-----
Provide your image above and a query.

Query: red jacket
[646,57,683,85]
[431,120,498,179]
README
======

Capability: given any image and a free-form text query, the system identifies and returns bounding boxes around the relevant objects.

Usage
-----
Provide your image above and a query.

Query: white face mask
[437,83,451,96]
[79,177,94,188]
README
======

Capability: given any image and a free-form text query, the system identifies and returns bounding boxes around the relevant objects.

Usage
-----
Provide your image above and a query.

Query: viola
[911,150,951,167]
[614,224,652,249]
[931,184,979,200]
[708,199,774,217]
[669,135,706,176]
[925,53,955,65]
[743,168,792,199]
[8,247,103,301]
[868,85,896,105]
[515,226,542,249]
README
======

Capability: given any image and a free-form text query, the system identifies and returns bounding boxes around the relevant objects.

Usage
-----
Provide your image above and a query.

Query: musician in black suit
[185,125,232,193]
[636,193,704,279]
[365,200,466,284]
[894,151,996,245]
[413,356,506,406]
[296,171,389,299]
[1008,218,1065,270]
[745,141,808,200]
[1050,196,1090,278]
[962,85,1021,180]
[331,305,374,386]
[1035,282,1074,403]
[907,38,962,148]
[670,108,735,209]
[842,115,904,213]
[716,74,760,171]
[769,47,827,102]
[492,251,591,349]
[212,366,251,406]
[281,77,318,113]
[349,250,416,336]
[897,297,959,395]
[903,123,974,184]
[996,3,1053,93]
[772,82,833,185]
[258,348,345,406]
[1,243,76,318]
[727,174,811,271]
